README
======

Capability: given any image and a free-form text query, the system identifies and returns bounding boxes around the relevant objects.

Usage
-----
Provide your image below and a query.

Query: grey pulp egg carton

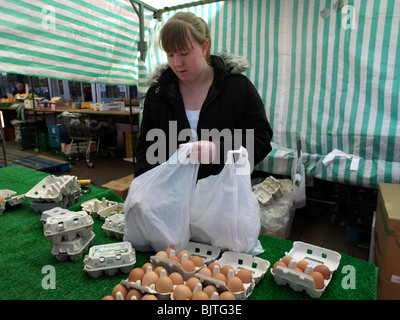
[149,241,221,281]
[51,231,95,262]
[195,251,270,300]
[0,189,27,216]
[101,213,125,239]
[83,241,136,278]
[253,176,283,206]
[40,207,71,224]
[44,210,94,244]
[81,197,123,220]
[271,241,341,298]
[26,175,80,203]
[122,268,173,300]
[26,175,82,213]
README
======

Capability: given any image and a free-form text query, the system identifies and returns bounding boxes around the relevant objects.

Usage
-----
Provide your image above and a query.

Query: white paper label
[391,275,400,284]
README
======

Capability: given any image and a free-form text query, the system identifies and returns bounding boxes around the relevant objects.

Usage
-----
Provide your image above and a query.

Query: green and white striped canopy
[1,0,399,188]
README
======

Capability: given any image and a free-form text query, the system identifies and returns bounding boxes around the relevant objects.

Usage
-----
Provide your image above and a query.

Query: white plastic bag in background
[189,146,261,254]
[123,143,199,252]
[291,150,306,209]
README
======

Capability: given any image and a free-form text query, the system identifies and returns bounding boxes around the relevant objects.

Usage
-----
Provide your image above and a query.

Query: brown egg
[112,284,128,300]
[219,291,236,300]
[0,195,4,204]
[142,262,154,272]
[208,262,221,274]
[165,248,175,256]
[281,255,293,266]
[198,267,212,277]
[221,265,236,277]
[226,276,244,292]
[309,271,325,290]
[313,265,331,279]
[141,271,159,287]
[141,294,158,300]
[178,250,190,261]
[296,260,309,272]
[273,261,287,273]
[169,255,181,263]
[236,268,253,284]
[128,267,145,282]
[154,266,168,277]
[203,284,218,297]
[155,276,174,293]
[213,272,227,284]
[169,272,184,285]
[126,288,143,300]
[190,255,204,267]
[292,267,304,273]
[185,277,202,291]
[181,259,196,272]
[192,291,210,300]
[101,295,115,300]
[155,251,169,259]
[173,284,192,300]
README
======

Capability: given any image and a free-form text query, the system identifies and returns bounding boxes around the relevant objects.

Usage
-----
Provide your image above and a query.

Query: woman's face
[166,30,209,85]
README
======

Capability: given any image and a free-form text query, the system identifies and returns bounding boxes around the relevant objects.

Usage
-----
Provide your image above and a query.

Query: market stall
[0,166,377,300]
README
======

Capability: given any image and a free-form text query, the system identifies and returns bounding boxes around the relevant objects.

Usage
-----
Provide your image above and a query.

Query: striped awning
[1,0,399,188]
[141,0,400,189]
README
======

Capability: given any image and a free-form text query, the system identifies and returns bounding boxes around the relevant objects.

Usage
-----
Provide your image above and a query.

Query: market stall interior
[2,0,400,301]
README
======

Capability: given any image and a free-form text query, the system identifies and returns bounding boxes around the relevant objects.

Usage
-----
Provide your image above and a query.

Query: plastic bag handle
[226,146,250,175]
[175,142,194,164]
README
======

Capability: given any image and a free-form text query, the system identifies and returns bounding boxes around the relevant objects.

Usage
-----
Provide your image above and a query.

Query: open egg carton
[253,176,283,206]
[0,189,27,216]
[83,241,136,278]
[195,251,270,300]
[81,197,123,220]
[271,241,341,298]
[25,175,81,213]
[101,213,125,239]
[149,242,221,281]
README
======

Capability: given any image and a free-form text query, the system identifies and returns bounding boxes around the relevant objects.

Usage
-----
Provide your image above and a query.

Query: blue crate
[47,124,69,137]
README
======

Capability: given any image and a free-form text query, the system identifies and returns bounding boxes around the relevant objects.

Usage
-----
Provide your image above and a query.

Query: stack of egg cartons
[25,175,82,213]
[43,208,95,261]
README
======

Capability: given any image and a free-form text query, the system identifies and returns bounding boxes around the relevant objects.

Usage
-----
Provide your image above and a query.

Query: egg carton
[122,268,172,300]
[40,207,71,223]
[81,197,123,220]
[83,241,136,278]
[184,241,222,264]
[51,231,95,262]
[44,210,94,244]
[31,196,69,214]
[253,176,283,206]
[270,241,342,298]
[216,251,270,285]
[26,175,80,203]
[0,190,27,216]
[122,269,221,301]
[101,214,125,239]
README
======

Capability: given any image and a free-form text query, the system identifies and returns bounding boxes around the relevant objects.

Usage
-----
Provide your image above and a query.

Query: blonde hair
[159,12,212,65]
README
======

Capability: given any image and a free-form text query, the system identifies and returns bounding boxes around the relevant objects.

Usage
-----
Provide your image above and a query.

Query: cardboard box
[102,174,134,200]
[374,183,400,299]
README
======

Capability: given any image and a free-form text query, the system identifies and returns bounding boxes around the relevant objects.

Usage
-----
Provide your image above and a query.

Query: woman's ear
[202,40,209,57]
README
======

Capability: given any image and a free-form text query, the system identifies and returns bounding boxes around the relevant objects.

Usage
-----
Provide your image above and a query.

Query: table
[0,166,377,301]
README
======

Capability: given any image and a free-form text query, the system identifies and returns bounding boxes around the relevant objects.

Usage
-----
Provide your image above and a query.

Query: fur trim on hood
[145,52,250,87]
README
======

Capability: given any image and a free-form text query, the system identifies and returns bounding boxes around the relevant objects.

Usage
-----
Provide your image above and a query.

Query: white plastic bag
[291,150,306,209]
[189,146,261,254]
[123,143,199,252]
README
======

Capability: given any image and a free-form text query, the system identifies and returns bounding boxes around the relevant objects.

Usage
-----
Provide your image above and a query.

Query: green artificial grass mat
[0,166,377,300]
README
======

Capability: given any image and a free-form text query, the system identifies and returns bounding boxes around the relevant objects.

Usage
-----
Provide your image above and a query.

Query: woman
[134,12,273,180]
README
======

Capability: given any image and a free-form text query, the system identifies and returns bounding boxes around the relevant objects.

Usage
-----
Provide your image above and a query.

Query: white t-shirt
[185,109,200,141]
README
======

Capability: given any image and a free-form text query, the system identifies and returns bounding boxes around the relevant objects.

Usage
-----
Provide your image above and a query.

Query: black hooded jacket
[134,53,273,180]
